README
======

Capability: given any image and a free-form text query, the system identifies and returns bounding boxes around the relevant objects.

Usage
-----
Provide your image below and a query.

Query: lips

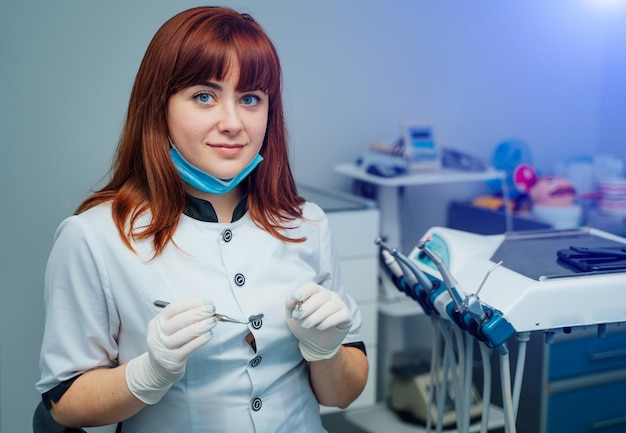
[209,143,244,157]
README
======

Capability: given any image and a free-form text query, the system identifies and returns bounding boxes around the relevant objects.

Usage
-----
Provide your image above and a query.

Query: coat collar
[183,194,248,223]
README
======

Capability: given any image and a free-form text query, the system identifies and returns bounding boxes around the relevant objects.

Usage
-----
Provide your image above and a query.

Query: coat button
[250,316,263,330]
[234,273,245,286]
[249,355,262,367]
[222,229,232,242]
[251,397,262,411]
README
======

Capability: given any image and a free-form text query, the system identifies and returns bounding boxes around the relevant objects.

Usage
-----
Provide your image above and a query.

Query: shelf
[344,402,506,433]
[334,163,503,188]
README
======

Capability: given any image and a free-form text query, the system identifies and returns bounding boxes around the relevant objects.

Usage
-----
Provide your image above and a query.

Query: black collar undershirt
[183,194,248,223]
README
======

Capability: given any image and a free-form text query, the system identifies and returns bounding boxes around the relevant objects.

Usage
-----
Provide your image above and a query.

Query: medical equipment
[388,348,484,428]
[153,300,264,325]
[403,123,440,172]
[378,226,626,433]
[355,152,408,178]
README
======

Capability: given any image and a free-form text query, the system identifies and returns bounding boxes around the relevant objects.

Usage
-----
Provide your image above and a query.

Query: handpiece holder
[376,238,435,315]
[417,239,464,309]
[416,239,514,353]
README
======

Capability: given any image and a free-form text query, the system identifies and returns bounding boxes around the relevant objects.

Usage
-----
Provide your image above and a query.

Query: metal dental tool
[463,260,503,323]
[417,238,464,310]
[153,300,264,325]
[375,237,433,291]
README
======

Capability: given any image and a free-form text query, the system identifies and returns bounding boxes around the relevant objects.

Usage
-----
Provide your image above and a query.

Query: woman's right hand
[126,298,217,404]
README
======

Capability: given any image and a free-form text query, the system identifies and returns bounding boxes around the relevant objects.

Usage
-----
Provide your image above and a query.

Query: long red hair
[77,6,304,255]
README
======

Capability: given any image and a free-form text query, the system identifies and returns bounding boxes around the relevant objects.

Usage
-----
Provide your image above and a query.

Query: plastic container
[532,204,582,229]
[597,177,626,198]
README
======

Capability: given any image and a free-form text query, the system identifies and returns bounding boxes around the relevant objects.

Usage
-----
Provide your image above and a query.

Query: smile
[210,143,245,157]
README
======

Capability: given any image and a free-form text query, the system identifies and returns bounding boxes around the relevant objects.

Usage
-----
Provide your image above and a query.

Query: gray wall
[2,1,625,431]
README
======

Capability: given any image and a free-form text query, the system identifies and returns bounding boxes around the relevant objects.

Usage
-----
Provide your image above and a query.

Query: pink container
[597,178,626,198]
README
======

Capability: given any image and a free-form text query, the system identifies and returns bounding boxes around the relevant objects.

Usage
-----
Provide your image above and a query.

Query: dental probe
[153,300,264,325]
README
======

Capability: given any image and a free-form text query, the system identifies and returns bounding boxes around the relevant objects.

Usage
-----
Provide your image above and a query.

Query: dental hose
[499,344,517,433]
[479,343,492,433]
[452,326,468,433]
[435,321,454,433]
[426,316,441,433]
[438,321,463,433]
[512,332,530,418]
[436,340,448,433]
[462,332,474,433]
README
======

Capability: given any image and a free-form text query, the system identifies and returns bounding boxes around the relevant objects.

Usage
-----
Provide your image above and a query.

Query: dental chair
[33,400,86,433]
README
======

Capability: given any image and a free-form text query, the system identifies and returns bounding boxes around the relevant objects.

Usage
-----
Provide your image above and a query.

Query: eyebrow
[196,81,265,94]
[201,81,222,90]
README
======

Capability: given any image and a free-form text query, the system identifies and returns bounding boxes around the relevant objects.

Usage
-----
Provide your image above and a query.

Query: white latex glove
[285,282,353,362]
[126,298,217,404]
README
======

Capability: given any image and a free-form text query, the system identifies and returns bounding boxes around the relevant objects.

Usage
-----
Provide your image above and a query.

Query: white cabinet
[326,208,379,413]
[298,185,380,414]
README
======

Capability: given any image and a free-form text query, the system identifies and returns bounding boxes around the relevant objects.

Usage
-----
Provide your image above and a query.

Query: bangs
[234,38,280,96]
[169,14,281,99]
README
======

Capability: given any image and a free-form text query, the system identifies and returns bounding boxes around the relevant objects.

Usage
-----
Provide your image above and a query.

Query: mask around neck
[169,143,263,195]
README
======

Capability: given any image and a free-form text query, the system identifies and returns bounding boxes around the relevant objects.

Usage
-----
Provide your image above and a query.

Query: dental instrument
[152,300,264,325]
[417,238,464,311]
[376,237,435,315]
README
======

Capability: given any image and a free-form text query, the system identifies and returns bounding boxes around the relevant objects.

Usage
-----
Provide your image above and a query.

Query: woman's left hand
[285,282,353,361]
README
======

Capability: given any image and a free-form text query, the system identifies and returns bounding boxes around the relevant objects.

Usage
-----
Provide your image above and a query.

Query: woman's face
[167,62,269,184]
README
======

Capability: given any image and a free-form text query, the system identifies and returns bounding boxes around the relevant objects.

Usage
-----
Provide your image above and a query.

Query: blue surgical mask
[170,143,263,195]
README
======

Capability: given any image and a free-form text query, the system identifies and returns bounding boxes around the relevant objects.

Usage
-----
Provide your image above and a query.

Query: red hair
[77,6,304,255]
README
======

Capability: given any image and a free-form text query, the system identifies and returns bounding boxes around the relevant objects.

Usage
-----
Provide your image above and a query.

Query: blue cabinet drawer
[549,330,626,380]
[547,377,626,433]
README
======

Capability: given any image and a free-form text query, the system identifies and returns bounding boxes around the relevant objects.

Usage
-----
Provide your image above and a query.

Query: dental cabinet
[507,325,626,433]
[298,184,380,413]
[543,328,626,433]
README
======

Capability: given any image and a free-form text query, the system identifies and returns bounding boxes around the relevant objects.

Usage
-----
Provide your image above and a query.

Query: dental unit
[377,226,626,433]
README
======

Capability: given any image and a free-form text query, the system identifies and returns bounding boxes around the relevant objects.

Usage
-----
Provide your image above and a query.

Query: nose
[217,101,244,135]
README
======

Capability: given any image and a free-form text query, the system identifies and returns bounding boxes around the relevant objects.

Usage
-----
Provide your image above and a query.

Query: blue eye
[194,92,214,104]
[241,94,262,106]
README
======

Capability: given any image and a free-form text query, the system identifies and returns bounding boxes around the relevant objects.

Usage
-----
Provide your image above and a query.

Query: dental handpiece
[153,300,264,325]
[416,239,464,309]
[375,238,433,291]
[463,260,503,323]
[463,294,486,323]
[393,249,434,292]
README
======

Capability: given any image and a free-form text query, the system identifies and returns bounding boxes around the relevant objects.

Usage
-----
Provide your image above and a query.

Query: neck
[185,184,243,223]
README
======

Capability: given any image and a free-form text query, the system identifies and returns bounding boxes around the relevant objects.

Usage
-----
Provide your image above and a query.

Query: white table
[334,163,507,251]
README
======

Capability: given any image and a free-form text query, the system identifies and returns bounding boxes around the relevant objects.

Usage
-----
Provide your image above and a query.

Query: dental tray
[557,246,626,272]
[490,229,626,280]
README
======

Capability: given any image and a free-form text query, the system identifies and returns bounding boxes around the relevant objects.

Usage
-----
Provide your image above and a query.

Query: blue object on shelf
[485,140,533,198]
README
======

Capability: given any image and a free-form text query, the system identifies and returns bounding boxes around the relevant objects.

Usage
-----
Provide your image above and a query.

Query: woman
[37,6,368,432]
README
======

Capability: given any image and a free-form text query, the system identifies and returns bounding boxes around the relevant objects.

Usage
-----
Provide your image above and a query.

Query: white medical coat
[37,200,364,433]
